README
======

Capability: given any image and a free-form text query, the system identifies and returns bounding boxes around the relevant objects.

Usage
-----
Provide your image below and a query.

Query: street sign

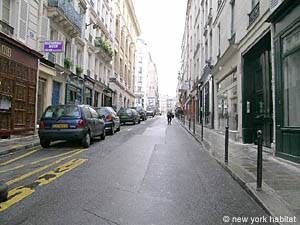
[44,41,64,52]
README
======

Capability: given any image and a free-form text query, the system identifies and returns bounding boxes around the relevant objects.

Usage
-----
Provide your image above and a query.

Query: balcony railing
[48,52,56,64]
[0,20,14,36]
[248,2,260,26]
[48,0,83,31]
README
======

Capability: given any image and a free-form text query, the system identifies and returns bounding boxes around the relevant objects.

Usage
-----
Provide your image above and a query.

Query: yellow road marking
[0,158,87,212]
[30,149,82,165]
[37,158,87,186]
[0,187,34,212]
[0,149,82,175]
[6,148,87,186]
[0,165,25,174]
[0,148,41,167]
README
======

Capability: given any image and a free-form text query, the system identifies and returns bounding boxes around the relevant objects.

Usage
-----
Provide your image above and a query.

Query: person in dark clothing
[167,111,174,125]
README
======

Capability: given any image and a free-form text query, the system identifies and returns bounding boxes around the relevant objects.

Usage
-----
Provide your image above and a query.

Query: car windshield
[43,105,80,119]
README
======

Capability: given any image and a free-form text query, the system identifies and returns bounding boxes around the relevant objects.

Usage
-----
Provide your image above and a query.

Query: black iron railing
[0,20,14,36]
[249,2,260,26]
[48,0,83,31]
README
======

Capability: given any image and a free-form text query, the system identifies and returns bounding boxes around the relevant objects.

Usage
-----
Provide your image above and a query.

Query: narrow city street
[0,117,273,225]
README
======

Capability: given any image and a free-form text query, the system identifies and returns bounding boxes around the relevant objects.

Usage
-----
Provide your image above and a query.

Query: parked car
[95,106,121,135]
[118,108,140,125]
[131,106,147,121]
[38,104,105,148]
[146,109,155,117]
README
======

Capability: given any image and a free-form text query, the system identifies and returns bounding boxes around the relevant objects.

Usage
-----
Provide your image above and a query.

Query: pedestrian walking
[167,110,174,125]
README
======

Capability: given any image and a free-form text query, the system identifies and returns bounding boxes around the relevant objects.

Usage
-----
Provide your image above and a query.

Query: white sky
[132,0,187,97]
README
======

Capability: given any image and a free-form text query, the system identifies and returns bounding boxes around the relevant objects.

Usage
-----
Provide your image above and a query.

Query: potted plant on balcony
[76,65,83,76]
[64,58,73,70]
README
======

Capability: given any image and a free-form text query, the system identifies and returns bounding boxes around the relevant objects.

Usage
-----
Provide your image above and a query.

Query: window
[252,0,259,8]
[218,24,221,57]
[230,0,235,36]
[283,47,300,127]
[2,0,10,23]
[89,107,99,118]
[83,107,92,118]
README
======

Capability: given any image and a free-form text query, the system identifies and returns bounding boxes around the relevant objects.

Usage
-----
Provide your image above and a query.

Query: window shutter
[18,0,28,42]
[2,0,10,23]
[40,16,50,51]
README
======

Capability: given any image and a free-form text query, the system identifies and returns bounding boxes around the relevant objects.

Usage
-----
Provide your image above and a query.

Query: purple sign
[44,41,64,52]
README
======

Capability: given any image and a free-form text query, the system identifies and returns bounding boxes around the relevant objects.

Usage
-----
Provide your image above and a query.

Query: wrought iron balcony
[48,0,83,36]
[0,20,14,36]
[48,52,56,64]
[248,2,260,26]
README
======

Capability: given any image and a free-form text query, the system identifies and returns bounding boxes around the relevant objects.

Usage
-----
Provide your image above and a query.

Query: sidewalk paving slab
[0,135,40,156]
[177,119,300,225]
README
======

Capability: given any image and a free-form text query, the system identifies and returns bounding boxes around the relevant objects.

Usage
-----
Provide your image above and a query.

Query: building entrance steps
[177,118,300,225]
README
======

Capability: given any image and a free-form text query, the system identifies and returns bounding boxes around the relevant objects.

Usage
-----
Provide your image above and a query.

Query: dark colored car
[95,107,121,135]
[118,108,140,125]
[38,105,105,148]
[146,109,155,117]
[131,106,147,121]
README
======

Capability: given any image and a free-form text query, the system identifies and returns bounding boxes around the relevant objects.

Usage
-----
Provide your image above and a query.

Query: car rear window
[43,105,80,119]
[97,108,109,116]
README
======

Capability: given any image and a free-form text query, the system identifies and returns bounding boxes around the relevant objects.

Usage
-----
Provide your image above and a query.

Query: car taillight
[39,121,45,129]
[76,119,87,128]
[106,114,113,121]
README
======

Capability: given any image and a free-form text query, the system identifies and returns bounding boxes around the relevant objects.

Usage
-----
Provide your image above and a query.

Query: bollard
[0,181,8,203]
[257,130,263,191]
[201,120,204,141]
[193,117,196,134]
[225,125,229,164]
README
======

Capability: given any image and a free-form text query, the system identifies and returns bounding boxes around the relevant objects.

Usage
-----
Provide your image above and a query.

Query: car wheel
[82,131,91,147]
[116,125,121,132]
[40,139,50,148]
[100,130,106,140]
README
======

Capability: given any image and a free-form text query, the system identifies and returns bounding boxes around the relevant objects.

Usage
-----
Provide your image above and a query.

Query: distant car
[131,106,147,121]
[146,109,155,117]
[95,106,121,135]
[38,104,105,148]
[118,108,140,125]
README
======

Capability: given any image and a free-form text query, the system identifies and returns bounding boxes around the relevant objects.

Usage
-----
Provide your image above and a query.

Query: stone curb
[176,119,299,225]
[0,140,40,156]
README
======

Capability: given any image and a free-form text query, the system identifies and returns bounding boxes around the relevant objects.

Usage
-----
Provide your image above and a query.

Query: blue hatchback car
[38,105,105,148]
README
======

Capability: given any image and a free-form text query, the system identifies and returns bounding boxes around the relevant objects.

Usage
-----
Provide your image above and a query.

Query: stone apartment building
[0,0,42,138]
[110,0,140,111]
[134,38,148,107]
[178,0,300,163]
[37,0,115,122]
[145,53,159,112]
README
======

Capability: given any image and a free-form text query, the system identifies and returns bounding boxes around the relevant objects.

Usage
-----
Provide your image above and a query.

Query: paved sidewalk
[177,119,300,225]
[0,135,40,155]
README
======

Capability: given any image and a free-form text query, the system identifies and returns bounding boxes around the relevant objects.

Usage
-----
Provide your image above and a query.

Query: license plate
[52,124,68,129]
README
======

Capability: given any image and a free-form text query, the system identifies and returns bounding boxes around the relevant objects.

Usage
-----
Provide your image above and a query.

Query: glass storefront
[217,72,238,130]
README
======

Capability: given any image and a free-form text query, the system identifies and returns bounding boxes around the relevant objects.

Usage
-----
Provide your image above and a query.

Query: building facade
[37,0,115,123]
[268,0,300,162]
[145,54,159,112]
[134,38,148,107]
[110,0,141,111]
[177,0,299,163]
[0,0,42,137]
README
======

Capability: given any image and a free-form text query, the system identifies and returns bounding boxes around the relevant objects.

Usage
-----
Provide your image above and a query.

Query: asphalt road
[0,117,274,225]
